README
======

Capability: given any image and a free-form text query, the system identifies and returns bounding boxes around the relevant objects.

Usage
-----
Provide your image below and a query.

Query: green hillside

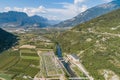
[0,28,17,53]
[57,9,120,79]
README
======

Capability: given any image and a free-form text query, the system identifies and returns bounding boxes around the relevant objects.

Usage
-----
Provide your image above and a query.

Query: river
[56,44,76,77]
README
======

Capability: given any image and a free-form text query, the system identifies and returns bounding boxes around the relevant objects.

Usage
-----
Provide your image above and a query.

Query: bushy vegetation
[0,28,17,53]
[57,9,120,79]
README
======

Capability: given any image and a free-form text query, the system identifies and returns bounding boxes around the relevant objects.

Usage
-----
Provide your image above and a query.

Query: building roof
[70,54,79,60]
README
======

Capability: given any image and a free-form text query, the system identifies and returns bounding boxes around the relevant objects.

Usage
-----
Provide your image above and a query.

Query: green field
[21,56,39,60]
[0,48,40,80]
[20,48,38,57]
[0,73,13,80]
[0,50,20,71]
[0,30,57,80]
[71,66,86,77]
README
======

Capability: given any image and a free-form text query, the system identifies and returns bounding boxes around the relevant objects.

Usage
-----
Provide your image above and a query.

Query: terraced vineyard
[0,50,20,71]
[10,59,39,80]
[0,48,39,80]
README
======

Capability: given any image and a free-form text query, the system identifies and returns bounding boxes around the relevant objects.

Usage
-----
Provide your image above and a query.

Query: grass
[56,8,120,80]
[0,48,39,80]
[72,66,86,77]
[21,56,39,60]
[0,73,12,80]
[0,31,55,79]
[8,59,39,79]
[0,50,20,71]
[20,48,38,57]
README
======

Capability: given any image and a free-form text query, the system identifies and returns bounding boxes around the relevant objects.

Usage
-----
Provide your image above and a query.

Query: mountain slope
[0,28,17,53]
[53,0,120,27]
[57,8,120,79]
[0,11,50,28]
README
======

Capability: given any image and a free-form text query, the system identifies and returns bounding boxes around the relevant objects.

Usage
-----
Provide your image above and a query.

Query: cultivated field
[0,48,39,80]
[0,30,56,80]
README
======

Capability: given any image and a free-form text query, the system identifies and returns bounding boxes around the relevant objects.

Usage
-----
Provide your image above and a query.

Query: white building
[67,54,79,63]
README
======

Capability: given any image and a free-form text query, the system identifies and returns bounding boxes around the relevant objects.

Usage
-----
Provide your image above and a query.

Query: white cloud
[13,6,46,16]
[1,0,88,20]
[46,0,87,20]
[74,0,86,4]
[4,7,11,12]
[103,0,112,2]
[3,6,46,16]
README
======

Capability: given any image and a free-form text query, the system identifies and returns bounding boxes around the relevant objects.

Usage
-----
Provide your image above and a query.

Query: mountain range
[53,0,120,27]
[0,11,50,28]
[0,0,120,28]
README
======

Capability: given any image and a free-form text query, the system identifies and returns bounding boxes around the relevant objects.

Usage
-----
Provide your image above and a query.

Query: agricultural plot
[9,48,40,79]
[0,48,40,80]
[20,48,38,57]
[0,50,20,71]
[20,48,39,60]
[8,59,39,79]
[39,53,64,78]
[0,73,13,80]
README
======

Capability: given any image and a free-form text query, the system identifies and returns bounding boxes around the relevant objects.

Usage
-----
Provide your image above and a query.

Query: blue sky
[0,0,112,20]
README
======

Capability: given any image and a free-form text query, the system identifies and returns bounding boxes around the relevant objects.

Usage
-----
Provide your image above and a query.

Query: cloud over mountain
[2,0,88,20]
[0,0,114,20]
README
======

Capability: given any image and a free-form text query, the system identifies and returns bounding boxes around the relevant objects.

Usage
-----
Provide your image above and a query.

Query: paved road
[72,30,120,37]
